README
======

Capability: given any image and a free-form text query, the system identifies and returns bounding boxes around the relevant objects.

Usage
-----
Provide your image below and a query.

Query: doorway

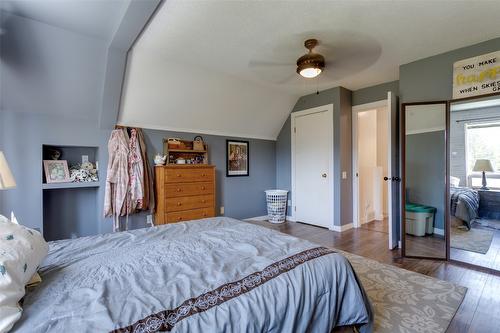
[291,105,334,229]
[352,92,399,249]
[354,105,389,233]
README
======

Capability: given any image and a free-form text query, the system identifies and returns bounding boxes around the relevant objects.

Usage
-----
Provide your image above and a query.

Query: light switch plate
[82,155,89,164]
[146,215,153,226]
[342,171,347,179]
[220,206,225,215]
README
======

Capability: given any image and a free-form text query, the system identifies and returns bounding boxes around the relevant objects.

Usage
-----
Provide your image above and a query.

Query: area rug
[339,250,467,333]
[450,226,494,254]
[473,218,500,230]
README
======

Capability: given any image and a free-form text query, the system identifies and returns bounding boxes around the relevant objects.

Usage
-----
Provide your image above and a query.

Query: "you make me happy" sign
[453,50,500,99]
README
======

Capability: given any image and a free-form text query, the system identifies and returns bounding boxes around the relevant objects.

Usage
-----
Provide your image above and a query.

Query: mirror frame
[401,101,450,260]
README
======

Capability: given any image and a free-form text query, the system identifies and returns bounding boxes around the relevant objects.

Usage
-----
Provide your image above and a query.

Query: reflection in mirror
[404,103,447,259]
[449,95,500,270]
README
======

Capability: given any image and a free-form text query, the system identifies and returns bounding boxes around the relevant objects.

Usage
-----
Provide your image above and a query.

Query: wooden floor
[246,219,500,333]
[360,218,388,233]
[451,224,500,271]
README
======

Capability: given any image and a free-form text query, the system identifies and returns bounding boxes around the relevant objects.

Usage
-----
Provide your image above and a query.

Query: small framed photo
[226,140,249,177]
[43,160,70,183]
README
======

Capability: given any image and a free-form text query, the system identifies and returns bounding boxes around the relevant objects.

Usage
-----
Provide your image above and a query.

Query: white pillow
[450,176,460,187]
[0,215,48,333]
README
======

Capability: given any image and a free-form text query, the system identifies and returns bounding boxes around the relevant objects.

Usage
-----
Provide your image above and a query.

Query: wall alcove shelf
[41,144,100,241]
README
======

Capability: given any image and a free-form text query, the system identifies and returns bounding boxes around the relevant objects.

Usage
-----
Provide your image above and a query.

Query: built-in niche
[42,144,100,241]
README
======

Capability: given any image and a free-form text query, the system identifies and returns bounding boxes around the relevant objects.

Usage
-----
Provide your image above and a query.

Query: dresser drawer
[166,207,215,223]
[165,168,213,183]
[165,182,214,198]
[166,194,214,212]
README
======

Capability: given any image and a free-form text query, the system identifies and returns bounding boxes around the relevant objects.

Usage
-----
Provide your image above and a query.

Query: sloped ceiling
[119,0,500,140]
[0,0,129,41]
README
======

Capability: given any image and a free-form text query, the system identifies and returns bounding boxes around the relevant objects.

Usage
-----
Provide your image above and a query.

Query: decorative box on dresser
[154,165,216,224]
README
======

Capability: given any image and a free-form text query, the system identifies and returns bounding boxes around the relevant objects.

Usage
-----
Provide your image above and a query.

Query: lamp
[472,159,494,190]
[0,151,16,190]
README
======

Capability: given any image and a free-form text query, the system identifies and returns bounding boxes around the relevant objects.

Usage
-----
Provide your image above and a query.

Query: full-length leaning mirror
[402,102,448,259]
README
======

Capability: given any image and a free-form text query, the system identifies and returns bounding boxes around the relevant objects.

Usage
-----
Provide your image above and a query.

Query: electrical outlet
[342,171,347,179]
[220,206,225,215]
[146,215,153,226]
[82,155,89,164]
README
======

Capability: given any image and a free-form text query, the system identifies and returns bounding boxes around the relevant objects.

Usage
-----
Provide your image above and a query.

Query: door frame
[291,104,334,229]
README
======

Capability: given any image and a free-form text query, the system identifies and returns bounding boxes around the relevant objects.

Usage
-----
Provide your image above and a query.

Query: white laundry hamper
[265,190,289,224]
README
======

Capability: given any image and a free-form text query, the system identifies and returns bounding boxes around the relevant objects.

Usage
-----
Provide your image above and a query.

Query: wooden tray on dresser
[154,165,216,224]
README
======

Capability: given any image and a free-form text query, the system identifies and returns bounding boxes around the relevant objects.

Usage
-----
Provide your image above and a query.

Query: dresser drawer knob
[178,217,183,221]
[201,186,205,190]
[201,200,206,203]
[176,174,181,177]
[202,174,206,177]
[203,213,207,217]
[176,188,182,192]
[177,202,182,206]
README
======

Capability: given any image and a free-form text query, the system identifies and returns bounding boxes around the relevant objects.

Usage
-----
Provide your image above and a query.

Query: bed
[12,217,372,333]
[450,186,479,229]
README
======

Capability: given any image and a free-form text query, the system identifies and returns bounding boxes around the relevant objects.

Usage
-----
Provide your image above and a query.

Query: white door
[292,105,334,229]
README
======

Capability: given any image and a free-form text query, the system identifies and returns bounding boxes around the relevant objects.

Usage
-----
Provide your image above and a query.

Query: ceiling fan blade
[248,60,294,68]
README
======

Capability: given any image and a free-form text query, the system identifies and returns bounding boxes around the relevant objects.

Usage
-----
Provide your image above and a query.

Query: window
[466,122,500,189]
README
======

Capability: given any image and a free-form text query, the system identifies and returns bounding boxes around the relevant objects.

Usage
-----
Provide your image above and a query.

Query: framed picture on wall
[226,140,249,177]
[43,160,70,183]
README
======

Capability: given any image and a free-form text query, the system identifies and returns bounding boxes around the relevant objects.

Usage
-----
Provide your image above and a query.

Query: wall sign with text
[453,50,500,99]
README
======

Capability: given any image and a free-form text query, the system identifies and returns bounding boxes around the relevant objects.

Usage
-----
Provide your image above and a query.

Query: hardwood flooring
[451,224,500,271]
[360,218,388,233]
[246,219,500,333]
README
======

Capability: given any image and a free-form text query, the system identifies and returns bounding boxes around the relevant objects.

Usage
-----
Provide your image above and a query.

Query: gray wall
[352,80,399,106]
[406,131,446,230]
[127,130,276,229]
[450,106,500,185]
[400,38,500,102]
[275,87,352,227]
[0,13,112,236]
[0,10,275,238]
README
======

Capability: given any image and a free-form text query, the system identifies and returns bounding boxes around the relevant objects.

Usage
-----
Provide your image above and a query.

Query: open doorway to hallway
[354,106,389,234]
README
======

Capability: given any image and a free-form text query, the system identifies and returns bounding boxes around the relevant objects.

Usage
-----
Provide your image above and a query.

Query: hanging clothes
[136,128,155,213]
[126,128,144,214]
[104,129,129,231]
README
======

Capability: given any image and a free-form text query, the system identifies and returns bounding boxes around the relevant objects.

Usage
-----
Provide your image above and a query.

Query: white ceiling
[0,0,129,41]
[119,0,500,140]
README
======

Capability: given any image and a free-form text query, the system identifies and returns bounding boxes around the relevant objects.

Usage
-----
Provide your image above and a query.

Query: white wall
[358,110,378,223]
[377,107,388,217]
[358,107,389,223]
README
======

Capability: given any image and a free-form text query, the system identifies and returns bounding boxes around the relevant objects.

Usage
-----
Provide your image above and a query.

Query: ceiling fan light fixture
[299,67,322,78]
[296,38,325,79]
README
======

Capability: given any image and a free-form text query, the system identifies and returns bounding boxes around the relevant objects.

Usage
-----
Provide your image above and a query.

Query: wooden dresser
[154,165,216,224]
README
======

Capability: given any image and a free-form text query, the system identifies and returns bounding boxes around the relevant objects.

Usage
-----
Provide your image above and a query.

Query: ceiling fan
[296,39,325,78]
[248,32,380,85]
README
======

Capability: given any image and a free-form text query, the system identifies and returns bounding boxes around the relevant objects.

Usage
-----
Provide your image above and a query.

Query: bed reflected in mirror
[449,95,500,270]
[403,102,447,259]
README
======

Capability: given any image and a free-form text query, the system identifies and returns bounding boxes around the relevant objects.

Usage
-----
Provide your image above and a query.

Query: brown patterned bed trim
[111,246,335,333]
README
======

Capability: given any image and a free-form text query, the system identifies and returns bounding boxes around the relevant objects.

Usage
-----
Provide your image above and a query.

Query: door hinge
[294,127,296,133]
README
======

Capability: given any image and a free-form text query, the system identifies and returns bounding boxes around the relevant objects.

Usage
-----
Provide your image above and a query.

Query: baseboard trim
[434,228,445,236]
[332,223,353,233]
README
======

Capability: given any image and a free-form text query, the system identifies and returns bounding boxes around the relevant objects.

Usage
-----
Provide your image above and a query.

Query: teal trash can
[405,203,437,236]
